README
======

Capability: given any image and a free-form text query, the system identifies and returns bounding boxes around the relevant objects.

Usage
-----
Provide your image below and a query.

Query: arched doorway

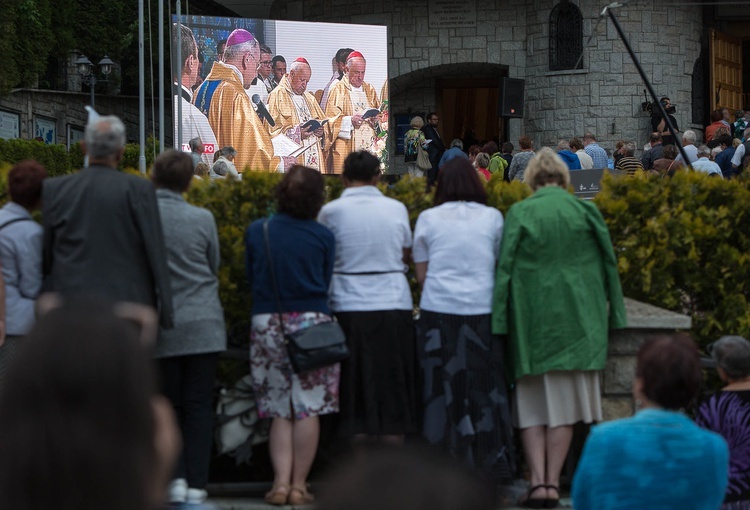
[390,63,510,154]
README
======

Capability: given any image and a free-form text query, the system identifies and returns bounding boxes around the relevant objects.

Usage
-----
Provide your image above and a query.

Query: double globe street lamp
[75,54,115,108]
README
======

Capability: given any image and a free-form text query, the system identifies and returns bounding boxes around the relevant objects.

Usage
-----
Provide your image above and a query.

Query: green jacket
[491,186,627,381]
[488,152,508,174]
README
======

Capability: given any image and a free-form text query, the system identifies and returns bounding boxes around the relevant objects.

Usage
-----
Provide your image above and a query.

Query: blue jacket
[572,409,728,510]
[558,150,582,170]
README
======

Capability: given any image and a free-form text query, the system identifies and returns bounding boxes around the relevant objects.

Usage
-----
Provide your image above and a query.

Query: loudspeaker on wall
[500,78,525,118]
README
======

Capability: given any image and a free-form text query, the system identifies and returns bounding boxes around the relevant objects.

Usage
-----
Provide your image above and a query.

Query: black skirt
[416,310,515,483]
[335,310,418,436]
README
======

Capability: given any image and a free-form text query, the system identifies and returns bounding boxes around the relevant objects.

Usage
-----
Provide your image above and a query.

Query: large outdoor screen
[173,15,389,174]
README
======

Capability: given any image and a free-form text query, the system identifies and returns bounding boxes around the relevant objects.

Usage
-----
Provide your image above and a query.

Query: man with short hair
[438,139,468,168]
[508,136,535,182]
[188,137,204,169]
[651,96,679,146]
[246,44,274,103]
[675,130,699,164]
[421,112,446,185]
[173,24,217,165]
[324,50,382,174]
[267,57,334,172]
[194,29,279,172]
[320,48,353,111]
[556,139,582,170]
[210,146,241,181]
[42,115,174,328]
[582,132,608,168]
[640,132,663,170]
[270,55,286,90]
[691,145,723,177]
[615,142,644,175]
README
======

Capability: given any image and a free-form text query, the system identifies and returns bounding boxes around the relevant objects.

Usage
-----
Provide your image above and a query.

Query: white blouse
[412,201,503,315]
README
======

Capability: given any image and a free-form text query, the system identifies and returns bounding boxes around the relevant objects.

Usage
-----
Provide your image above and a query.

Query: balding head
[84,116,126,166]
[288,60,312,95]
[346,54,366,88]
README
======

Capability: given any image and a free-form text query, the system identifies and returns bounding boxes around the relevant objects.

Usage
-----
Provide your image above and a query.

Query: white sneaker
[168,478,188,503]
[186,488,208,504]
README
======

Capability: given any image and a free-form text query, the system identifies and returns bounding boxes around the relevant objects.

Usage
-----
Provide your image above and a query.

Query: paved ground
[207,496,574,509]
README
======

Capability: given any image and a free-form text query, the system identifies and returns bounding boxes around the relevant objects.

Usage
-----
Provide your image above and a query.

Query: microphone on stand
[251,94,275,127]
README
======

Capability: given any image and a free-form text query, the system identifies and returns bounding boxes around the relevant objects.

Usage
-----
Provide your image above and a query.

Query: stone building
[1,0,748,171]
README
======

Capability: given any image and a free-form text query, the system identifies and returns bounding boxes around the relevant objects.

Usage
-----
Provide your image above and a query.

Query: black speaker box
[500,78,525,118]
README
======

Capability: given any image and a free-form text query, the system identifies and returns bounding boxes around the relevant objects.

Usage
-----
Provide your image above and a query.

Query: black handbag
[263,218,349,373]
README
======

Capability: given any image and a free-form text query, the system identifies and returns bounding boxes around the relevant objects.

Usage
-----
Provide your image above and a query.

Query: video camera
[641,90,676,115]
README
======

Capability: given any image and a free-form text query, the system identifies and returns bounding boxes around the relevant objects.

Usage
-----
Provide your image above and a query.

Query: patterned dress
[250,312,340,420]
[696,390,750,509]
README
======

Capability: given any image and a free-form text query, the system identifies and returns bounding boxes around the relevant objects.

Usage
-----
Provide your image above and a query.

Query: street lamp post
[75,54,115,109]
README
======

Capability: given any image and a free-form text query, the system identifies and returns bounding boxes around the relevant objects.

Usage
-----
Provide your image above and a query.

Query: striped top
[615,156,645,175]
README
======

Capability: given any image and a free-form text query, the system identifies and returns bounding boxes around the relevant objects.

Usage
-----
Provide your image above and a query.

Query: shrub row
[0,146,745,347]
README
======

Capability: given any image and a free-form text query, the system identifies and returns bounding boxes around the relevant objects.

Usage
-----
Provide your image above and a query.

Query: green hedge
[595,171,750,346]
[0,139,71,177]
[0,155,744,348]
[189,171,750,348]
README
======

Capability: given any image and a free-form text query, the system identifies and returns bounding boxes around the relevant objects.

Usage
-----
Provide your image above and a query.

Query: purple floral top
[696,390,750,504]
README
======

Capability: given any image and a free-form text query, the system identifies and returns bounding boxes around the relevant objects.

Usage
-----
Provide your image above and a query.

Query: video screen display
[173,15,389,174]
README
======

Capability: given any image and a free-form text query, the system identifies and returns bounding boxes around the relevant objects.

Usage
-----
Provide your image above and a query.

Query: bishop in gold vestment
[193,29,279,173]
[266,58,336,172]
[324,51,381,174]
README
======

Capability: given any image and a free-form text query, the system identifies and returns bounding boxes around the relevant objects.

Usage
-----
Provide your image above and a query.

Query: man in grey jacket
[42,115,174,328]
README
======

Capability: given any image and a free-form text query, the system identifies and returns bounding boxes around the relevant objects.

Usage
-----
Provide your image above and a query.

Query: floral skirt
[250,312,340,420]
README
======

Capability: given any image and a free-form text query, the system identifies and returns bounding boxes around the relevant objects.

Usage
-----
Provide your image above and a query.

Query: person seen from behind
[572,334,729,510]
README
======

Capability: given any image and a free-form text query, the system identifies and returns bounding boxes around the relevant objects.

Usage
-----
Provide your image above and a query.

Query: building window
[549,0,583,71]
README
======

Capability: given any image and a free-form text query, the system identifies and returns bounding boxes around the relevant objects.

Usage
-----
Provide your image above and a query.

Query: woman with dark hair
[245,165,338,506]
[0,160,47,385]
[318,151,418,445]
[493,148,626,508]
[572,334,729,509]
[696,336,750,509]
[652,144,682,176]
[413,158,514,482]
[151,150,226,506]
[0,299,179,510]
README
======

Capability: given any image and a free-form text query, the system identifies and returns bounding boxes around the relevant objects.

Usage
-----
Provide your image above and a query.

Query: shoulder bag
[263,218,349,373]
[416,144,432,171]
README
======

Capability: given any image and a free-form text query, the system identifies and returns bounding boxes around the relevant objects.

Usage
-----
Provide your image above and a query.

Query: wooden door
[710,29,742,117]
[437,78,504,146]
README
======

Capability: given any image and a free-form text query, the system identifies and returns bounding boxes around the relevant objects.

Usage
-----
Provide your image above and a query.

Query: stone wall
[0,89,170,148]
[271,0,705,159]
[602,298,693,421]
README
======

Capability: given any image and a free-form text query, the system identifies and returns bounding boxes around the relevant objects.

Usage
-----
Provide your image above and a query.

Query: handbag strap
[262,218,288,336]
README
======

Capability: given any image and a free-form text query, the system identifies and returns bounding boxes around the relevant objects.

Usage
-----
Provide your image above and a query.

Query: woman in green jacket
[492,148,627,509]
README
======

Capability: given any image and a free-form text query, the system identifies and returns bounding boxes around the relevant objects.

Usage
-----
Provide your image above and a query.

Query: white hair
[557,139,571,152]
[85,116,126,159]
[224,39,258,62]
[683,130,697,144]
[696,145,711,158]
[288,60,310,74]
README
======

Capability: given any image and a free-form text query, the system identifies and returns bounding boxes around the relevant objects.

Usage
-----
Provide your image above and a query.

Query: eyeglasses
[259,60,272,66]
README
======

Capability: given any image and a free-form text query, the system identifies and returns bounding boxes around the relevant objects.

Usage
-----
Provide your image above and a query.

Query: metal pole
[176,1,183,153]
[605,4,692,170]
[138,0,146,174]
[158,0,164,153]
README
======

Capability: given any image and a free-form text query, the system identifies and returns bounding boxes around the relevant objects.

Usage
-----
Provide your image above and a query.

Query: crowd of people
[405,103,750,184]
[0,105,749,510]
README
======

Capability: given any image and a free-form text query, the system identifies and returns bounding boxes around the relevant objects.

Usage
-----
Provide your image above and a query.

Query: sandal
[287,484,315,506]
[544,485,560,509]
[519,484,548,509]
[264,484,289,506]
